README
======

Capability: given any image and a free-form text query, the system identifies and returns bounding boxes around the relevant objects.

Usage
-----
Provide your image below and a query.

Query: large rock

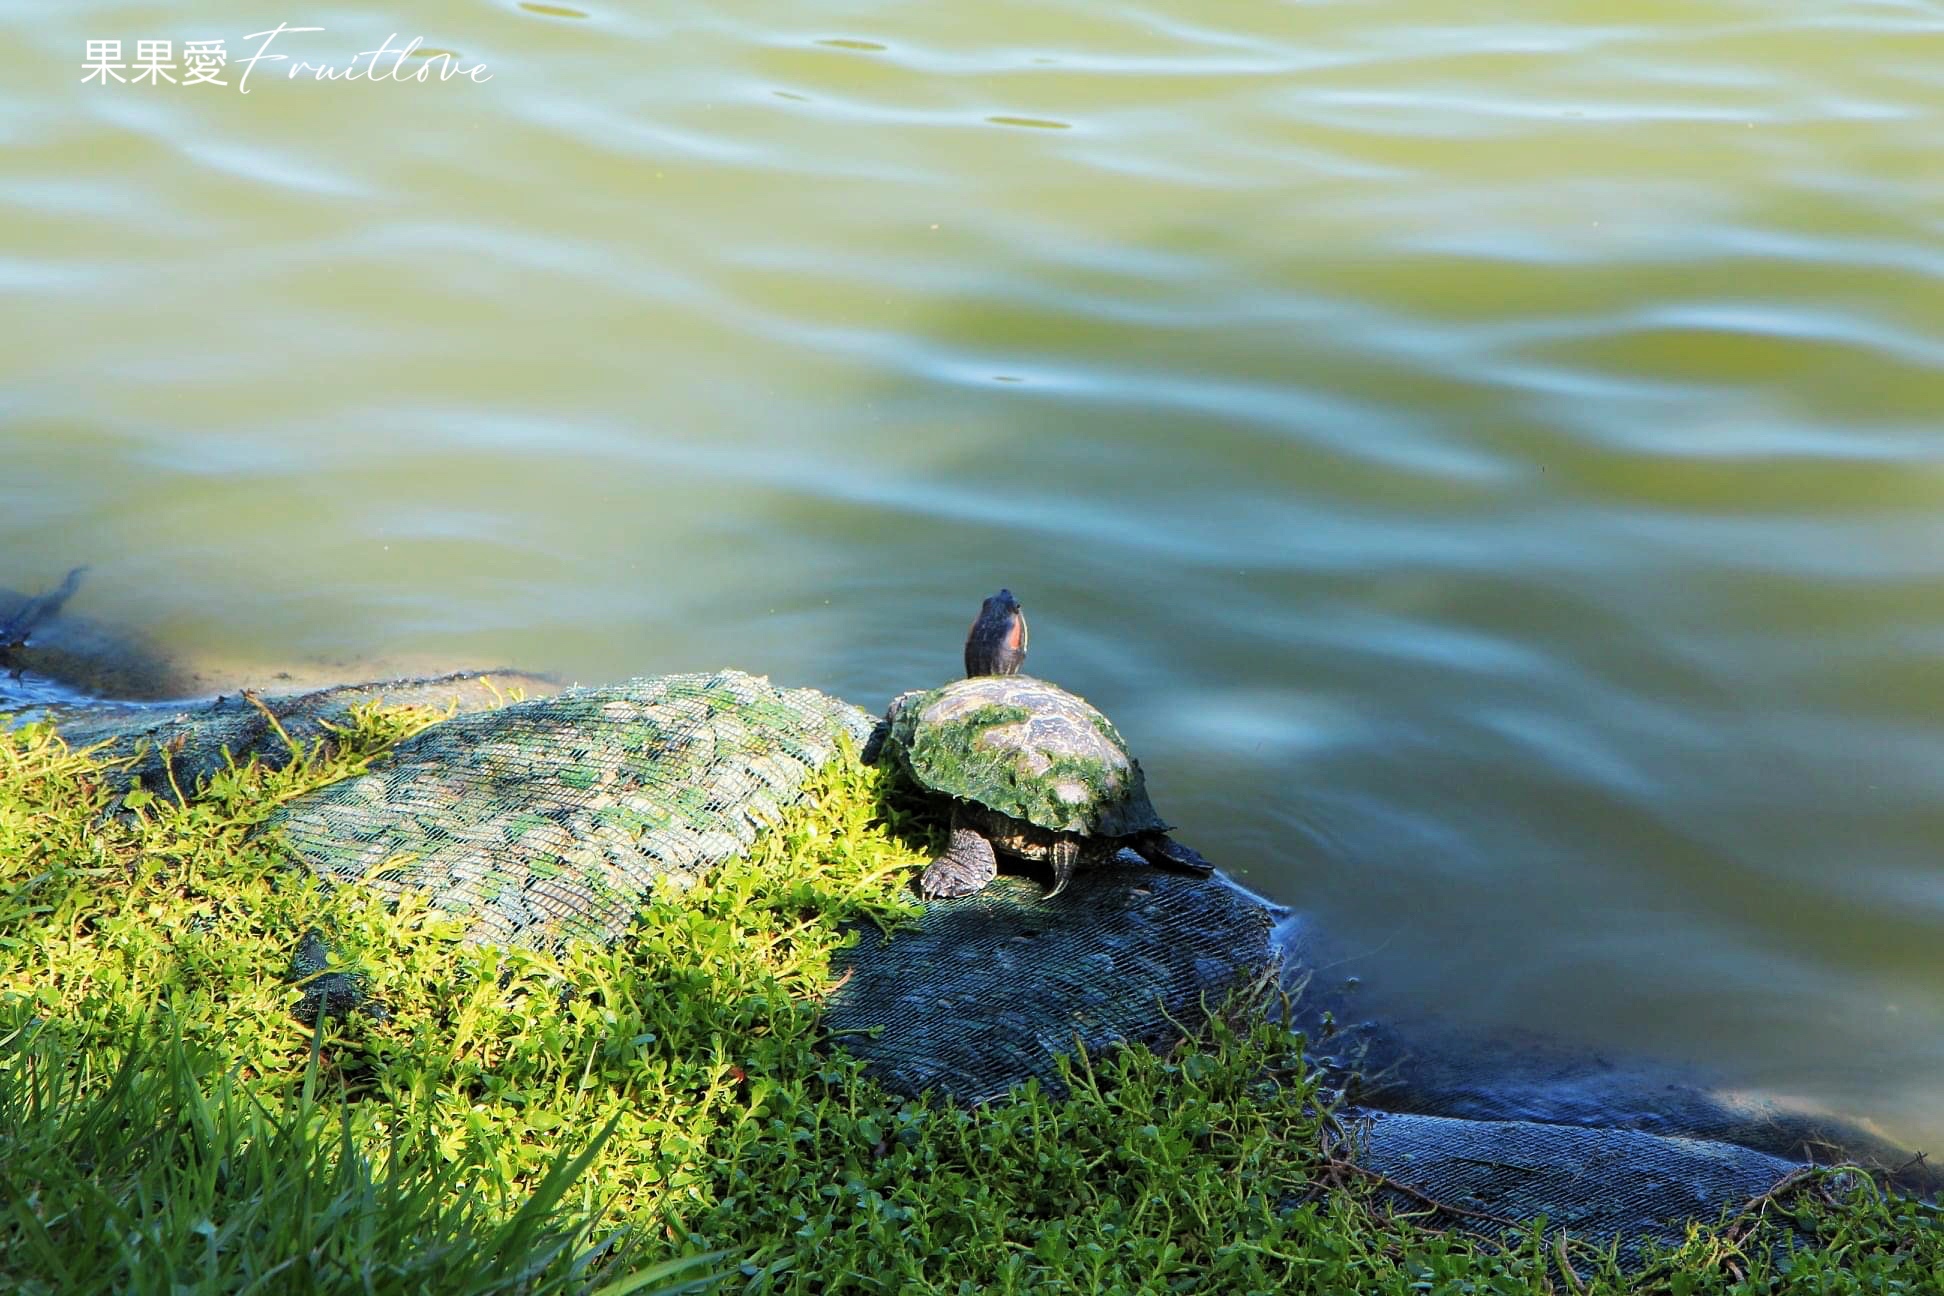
[828,863,1280,1104]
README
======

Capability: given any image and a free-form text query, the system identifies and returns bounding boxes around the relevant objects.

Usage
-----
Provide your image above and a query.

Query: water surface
[3,0,1941,1150]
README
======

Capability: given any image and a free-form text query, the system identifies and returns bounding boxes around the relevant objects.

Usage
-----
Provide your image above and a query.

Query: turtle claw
[917,824,998,899]
[1044,837,1081,899]
[1142,834,1215,876]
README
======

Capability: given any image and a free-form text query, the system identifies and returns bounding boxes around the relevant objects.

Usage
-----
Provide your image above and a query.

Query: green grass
[1,705,1939,1294]
[0,1025,726,1296]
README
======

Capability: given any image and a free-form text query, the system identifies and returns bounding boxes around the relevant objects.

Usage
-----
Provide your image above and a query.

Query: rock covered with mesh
[883,675,1166,837]
[827,864,1278,1104]
[268,671,875,949]
[1349,1110,1808,1266]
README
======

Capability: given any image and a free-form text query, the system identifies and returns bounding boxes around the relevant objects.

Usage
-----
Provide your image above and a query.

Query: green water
[4,1,1941,1150]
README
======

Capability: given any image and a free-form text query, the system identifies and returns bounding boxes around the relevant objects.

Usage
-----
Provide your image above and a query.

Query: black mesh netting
[1347,1110,1807,1264]
[825,864,1278,1105]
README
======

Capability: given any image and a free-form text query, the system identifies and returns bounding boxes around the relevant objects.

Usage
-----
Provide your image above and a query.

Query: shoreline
[1,702,1936,1290]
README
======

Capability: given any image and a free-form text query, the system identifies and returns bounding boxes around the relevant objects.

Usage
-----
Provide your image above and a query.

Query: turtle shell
[887,675,1167,837]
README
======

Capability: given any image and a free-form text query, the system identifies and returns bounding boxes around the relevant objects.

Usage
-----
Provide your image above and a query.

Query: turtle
[878,589,1215,900]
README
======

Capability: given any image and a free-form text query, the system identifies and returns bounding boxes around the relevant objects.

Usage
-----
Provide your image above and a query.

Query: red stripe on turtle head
[965,589,1028,676]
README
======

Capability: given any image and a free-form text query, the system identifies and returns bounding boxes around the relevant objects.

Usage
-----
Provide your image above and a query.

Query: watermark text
[82,26,492,92]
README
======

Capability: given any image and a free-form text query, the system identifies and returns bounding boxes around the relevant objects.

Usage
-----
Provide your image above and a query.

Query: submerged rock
[0,569,204,703]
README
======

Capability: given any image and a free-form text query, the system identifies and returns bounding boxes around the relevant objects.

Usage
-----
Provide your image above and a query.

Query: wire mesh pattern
[268,671,874,948]
[826,864,1278,1104]
[1350,1109,1807,1263]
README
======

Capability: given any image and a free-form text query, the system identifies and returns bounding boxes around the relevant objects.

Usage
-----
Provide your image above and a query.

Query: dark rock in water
[1347,1110,1809,1267]
[826,863,1281,1105]
[0,566,87,655]
[1279,919,1944,1200]
[0,570,205,702]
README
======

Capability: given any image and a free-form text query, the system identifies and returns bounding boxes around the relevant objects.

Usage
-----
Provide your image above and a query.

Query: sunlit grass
[1,707,1937,1294]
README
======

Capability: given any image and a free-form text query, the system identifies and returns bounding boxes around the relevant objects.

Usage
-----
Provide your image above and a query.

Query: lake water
[3,0,1941,1152]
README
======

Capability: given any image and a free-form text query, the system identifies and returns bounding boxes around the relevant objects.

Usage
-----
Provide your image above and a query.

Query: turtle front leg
[1137,833,1215,877]
[1044,836,1081,899]
[916,807,999,899]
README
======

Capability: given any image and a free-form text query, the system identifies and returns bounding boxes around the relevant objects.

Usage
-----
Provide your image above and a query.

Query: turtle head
[964,589,1028,677]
